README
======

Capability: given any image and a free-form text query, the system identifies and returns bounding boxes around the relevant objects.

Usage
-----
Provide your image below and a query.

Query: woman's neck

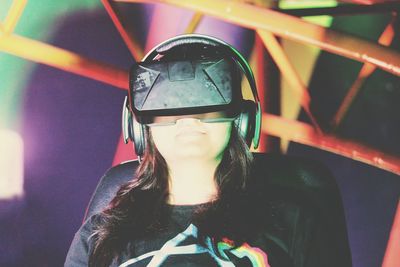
[166,159,219,205]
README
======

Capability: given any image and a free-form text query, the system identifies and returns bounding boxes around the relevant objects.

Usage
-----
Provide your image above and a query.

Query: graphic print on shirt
[119,224,270,267]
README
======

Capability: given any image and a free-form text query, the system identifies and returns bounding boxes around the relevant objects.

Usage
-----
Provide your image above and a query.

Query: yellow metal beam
[2,0,27,34]
[184,12,203,34]
[0,23,5,34]
[257,30,310,107]
[0,33,129,90]
[257,29,322,133]
[117,0,400,76]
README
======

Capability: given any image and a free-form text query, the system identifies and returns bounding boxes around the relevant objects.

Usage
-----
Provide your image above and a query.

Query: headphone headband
[144,34,221,59]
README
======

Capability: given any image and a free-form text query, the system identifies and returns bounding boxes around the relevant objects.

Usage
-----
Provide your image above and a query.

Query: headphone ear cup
[122,96,146,157]
[234,100,256,147]
[131,117,146,157]
[122,96,132,144]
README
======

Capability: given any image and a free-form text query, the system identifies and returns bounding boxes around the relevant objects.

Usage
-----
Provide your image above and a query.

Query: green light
[279,0,338,27]
[0,0,101,129]
[279,0,337,9]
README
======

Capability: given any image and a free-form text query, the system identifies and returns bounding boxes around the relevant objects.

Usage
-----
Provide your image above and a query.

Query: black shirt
[66,203,275,266]
[65,153,353,266]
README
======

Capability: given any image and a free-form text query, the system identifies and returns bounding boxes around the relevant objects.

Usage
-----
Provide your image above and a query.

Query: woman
[65,34,352,267]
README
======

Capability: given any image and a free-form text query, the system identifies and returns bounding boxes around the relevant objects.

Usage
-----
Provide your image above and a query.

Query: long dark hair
[88,125,254,266]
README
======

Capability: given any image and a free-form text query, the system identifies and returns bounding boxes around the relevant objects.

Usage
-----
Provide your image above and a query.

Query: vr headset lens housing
[146,111,237,126]
[129,58,242,125]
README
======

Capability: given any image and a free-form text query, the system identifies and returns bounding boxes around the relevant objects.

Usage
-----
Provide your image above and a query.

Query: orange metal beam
[116,0,400,76]
[263,113,400,175]
[338,0,392,4]
[102,0,144,61]
[1,32,397,174]
[2,0,27,34]
[0,0,397,175]
[257,30,322,133]
[332,16,396,127]
[254,35,267,152]
[0,33,129,90]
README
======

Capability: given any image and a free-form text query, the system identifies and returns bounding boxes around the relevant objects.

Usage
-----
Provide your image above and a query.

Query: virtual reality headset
[128,57,243,124]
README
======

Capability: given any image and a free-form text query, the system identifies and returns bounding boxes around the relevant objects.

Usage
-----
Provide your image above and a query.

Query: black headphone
[122,34,261,158]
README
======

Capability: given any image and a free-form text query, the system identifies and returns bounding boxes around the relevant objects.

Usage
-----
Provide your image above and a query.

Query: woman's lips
[176,128,206,137]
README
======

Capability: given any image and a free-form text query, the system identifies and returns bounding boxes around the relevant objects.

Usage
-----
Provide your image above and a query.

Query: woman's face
[149,112,232,163]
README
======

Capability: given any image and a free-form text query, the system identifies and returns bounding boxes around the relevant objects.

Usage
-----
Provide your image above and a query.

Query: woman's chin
[174,149,210,160]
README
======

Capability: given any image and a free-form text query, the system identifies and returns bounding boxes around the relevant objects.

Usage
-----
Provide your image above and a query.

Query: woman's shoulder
[247,152,339,242]
[248,153,352,266]
[85,160,140,219]
[251,152,335,188]
[79,213,105,236]
[249,152,341,218]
